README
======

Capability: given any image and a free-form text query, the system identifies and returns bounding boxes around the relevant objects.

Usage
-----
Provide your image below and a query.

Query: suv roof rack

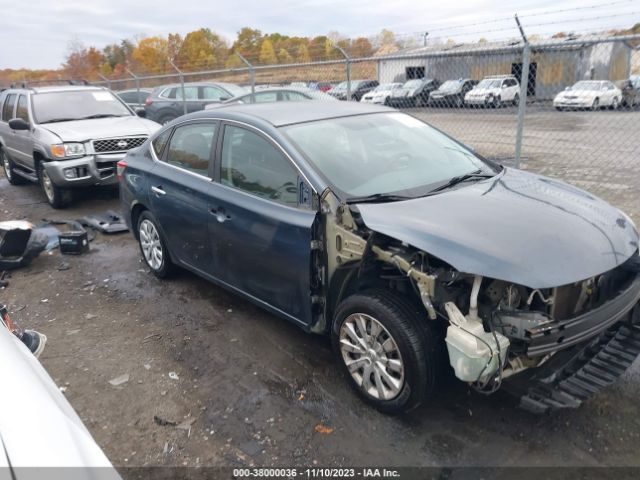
[8,79,92,90]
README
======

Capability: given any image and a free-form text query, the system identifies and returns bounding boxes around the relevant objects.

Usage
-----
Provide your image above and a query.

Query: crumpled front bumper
[43,153,126,188]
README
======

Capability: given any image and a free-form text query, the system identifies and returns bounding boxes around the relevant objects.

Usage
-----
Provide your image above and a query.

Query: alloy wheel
[339,313,405,401]
[139,219,164,270]
[41,169,55,202]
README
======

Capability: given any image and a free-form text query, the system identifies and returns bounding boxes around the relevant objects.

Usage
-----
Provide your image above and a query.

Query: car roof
[191,101,391,127]
[31,85,105,93]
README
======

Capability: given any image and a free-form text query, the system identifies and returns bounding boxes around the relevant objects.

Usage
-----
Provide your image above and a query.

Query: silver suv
[0,85,160,208]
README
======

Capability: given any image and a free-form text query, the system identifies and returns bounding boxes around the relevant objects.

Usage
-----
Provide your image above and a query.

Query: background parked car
[464,75,520,107]
[553,80,622,111]
[360,83,403,105]
[327,80,379,101]
[205,87,336,108]
[615,79,639,108]
[116,88,152,109]
[428,79,478,108]
[144,82,247,124]
[309,81,334,92]
[387,78,440,108]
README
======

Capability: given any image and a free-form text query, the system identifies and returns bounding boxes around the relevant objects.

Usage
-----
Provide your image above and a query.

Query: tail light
[144,96,153,106]
[116,160,127,182]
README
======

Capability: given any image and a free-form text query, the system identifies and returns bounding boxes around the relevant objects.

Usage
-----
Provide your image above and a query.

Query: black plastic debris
[59,230,90,255]
[0,221,48,271]
[81,210,128,234]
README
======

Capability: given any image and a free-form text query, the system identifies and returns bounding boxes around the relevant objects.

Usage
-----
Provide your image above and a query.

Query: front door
[209,123,316,326]
[12,95,34,168]
[148,121,218,273]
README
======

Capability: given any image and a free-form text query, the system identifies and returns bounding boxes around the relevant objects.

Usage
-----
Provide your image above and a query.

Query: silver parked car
[0,85,161,208]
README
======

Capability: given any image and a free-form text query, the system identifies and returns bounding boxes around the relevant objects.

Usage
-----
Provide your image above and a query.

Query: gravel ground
[1,107,639,476]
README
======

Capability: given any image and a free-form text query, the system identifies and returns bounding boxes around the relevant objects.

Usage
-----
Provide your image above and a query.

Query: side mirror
[8,118,29,131]
[134,108,146,118]
[219,96,230,102]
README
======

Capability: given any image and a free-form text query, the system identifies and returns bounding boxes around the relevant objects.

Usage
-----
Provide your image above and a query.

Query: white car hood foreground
[40,116,160,143]
[0,327,120,480]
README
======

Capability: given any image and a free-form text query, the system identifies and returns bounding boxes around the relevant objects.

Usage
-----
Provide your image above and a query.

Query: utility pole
[423,32,429,47]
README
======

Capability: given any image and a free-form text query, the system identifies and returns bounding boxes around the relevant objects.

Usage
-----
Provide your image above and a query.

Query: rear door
[1,94,19,162]
[208,122,317,326]
[147,120,219,273]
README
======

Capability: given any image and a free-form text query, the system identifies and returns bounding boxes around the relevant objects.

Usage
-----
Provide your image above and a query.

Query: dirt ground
[1,107,640,475]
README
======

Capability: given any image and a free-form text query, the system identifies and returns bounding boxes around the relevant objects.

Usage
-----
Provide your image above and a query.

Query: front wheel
[513,93,520,107]
[591,98,600,111]
[137,211,175,278]
[38,163,71,208]
[611,97,619,110]
[332,290,437,414]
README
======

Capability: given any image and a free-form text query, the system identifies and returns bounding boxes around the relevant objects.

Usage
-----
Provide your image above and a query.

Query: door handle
[151,186,166,196]
[210,207,231,223]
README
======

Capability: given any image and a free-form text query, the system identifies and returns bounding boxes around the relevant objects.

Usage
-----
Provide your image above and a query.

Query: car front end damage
[312,183,640,412]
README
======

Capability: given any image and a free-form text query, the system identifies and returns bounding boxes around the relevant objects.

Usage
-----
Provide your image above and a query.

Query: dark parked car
[615,79,639,108]
[327,80,379,101]
[204,87,336,109]
[119,102,640,414]
[144,82,247,124]
[387,78,440,108]
[428,79,478,107]
[116,88,152,109]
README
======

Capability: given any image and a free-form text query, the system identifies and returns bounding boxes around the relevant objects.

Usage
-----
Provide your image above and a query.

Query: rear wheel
[1,149,27,185]
[38,163,71,208]
[591,98,600,111]
[455,96,463,108]
[513,93,520,107]
[611,97,619,110]
[332,290,437,414]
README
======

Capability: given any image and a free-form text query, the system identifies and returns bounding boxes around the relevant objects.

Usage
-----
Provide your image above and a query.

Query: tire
[158,112,178,125]
[513,93,520,107]
[331,289,437,414]
[455,96,463,108]
[611,97,619,110]
[1,149,27,185]
[555,106,564,111]
[137,211,176,278]
[591,98,600,111]
[38,162,71,209]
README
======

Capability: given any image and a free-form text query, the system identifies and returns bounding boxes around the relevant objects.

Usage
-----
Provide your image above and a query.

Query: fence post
[97,73,111,90]
[169,59,187,115]
[125,67,140,107]
[236,53,255,98]
[333,45,351,101]
[514,14,530,169]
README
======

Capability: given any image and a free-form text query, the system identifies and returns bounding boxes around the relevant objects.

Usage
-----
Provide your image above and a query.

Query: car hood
[0,327,120,475]
[433,88,460,95]
[356,168,639,288]
[40,116,160,142]
[467,88,498,96]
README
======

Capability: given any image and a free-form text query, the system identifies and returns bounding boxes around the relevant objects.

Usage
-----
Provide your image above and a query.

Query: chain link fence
[91,34,640,218]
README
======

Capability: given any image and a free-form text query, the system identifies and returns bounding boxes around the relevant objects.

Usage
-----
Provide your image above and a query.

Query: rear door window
[165,123,216,176]
[1,94,17,122]
[199,86,227,101]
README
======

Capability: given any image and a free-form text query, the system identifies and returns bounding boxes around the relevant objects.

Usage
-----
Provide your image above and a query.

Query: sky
[0,0,638,69]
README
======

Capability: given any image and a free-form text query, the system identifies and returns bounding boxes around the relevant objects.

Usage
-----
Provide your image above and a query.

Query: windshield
[218,83,248,97]
[373,83,400,92]
[32,90,131,124]
[403,80,423,89]
[282,112,493,198]
[477,79,501,89]
[570,81,602,91]
[440,80,463,91]
[334,80,362,91]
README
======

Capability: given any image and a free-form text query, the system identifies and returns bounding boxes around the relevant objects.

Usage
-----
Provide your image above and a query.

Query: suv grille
[93,136,147,154]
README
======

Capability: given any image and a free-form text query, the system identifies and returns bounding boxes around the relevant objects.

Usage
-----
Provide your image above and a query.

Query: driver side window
[220,125,299,206]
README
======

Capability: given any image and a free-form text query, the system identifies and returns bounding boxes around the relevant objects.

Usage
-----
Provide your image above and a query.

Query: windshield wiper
[41,118,77,124]
[346,193,413,204]
[78,114,126,120]
[428,170,495,194]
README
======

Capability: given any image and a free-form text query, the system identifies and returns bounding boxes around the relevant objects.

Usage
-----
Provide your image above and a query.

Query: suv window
[200,86,227,101]
[118,91,139,103]
[220,125,298,206]
[166,123,216,176]
[16,95,29,122]
[1,94,17,122]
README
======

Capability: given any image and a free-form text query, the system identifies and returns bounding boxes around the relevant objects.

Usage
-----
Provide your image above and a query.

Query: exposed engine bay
[316,193,640,397]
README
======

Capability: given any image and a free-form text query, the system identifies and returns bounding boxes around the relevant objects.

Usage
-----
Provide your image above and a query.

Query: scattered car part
[80,210,128,233]
[59,230,90,255]
[0,221,48,270]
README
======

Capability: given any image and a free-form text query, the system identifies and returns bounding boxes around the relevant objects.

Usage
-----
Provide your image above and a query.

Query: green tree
[232,27,263,60]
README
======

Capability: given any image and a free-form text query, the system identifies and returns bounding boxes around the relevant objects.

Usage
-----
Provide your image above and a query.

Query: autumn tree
[258,38,277,64]
[177,28,228,70]
[277,48,293,64]
[232,27,263,60]
[63,40,105,80]
[132,36,169,73]
[350,37,373,57]
[296,44,311,63]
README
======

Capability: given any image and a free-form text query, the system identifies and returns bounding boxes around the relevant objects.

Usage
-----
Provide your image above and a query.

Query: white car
[464,75,520,107]
[0,315,120,478]
[360,83,403,105]
[553,80,622,110]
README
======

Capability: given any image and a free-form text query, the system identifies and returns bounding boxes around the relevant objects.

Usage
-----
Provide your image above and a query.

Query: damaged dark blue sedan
[119,102,640,414]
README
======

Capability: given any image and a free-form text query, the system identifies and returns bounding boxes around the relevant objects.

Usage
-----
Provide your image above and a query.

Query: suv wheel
[38,163,71,208]
[137,211,175,278]
[513,93,520,107]
[1,149,26,185]
[332,290,437,414]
